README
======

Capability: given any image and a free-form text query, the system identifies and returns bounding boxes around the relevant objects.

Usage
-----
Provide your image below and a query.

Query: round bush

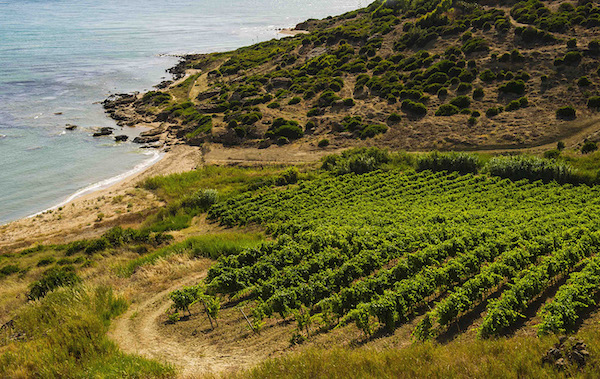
[436,104,460,116]
[318,139,330,147]
[556,106,577,119]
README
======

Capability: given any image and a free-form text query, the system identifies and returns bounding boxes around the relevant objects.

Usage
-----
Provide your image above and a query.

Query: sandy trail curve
[109,270,262,378]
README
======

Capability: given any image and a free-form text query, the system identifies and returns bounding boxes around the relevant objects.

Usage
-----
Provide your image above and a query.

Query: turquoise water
[0,0,362,224]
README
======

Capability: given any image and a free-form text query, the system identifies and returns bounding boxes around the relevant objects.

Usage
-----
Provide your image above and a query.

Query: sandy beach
[0,144,203,253]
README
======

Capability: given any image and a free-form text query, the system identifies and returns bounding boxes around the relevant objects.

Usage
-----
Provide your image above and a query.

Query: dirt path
[109,269,262,378]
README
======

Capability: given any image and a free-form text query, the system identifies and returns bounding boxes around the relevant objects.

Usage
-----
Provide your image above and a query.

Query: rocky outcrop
[197,89,221,101]
[65,124,77,131]
[114,135,128,142]
[92,127,114,137]
[133,135,160,144]
[270,77,292,88]
[543,337,590,369]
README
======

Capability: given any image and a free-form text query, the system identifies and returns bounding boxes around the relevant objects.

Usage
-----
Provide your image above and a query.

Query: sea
[0,0,363,224]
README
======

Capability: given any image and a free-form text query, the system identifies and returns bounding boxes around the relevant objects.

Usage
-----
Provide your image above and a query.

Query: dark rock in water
[65,124,77,131]
[155,80,173,89]
[54,112,63,116]
[114,135,128,142]
[92,127,114,137]
[133,135,160,144]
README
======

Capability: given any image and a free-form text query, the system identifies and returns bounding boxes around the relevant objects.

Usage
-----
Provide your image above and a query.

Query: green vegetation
[168,148,600,342]
[0,286,174,378]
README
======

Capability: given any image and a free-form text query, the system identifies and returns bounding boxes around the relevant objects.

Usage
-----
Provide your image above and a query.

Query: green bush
[318,139,330,147]
[416,151,482,174]
[360,124,388,138]
[556,106,576,119]
[387,112,402,123]
[486,155,584,184]
[506,100,521,111]
[288,97,301,105]
[321,147,390,175]
[28,266,81,300]
[436,104,460,116]
[449,95,471,109]
[343,98,356,107]
[401,100,427,116]
[498,80,526,95]
[473,88,484,99]
[582,140,598,154]
[267,102,281,109]
[486,107,502,117]
[587,96,600,109]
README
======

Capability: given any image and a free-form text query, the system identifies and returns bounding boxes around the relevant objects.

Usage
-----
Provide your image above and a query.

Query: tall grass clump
[486,155,587,184]
[116,233,264,277]
[0,286,174,378]
[321,147,390,175]
[416,151,482,174]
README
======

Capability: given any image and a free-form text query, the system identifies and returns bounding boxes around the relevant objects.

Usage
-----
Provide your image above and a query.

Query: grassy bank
[0,286,174,378]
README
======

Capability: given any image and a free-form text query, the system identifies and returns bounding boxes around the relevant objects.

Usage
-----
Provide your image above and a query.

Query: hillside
[106,0,600,152]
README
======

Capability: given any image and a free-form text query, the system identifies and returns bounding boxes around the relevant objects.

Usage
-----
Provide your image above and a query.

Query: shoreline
[25,150,166,221]
[0,144,203,253]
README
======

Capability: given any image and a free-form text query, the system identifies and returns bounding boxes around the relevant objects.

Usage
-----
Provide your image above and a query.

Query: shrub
[486,156,583,184]
[276,167,299,185]
[587,96,600,109]
[567,38,577,49]
[582,140,598,154]
[37,257,56,267]
[577,76,592,87]
[486,107,502,117]
[360,124,388,138]
[468,116,477,125]
[436,104,460,116]
[288,97,301,105]
[0,265,20,278]
[343,98,356,107]
[416,151,482,174]
[266,118,304,140]
[519,97,529,107]
[321,147,390,175]
[387,113,402,123]
[557,141,565,151]
[449,95,471,109]
[267,102,280,109]
[544,149,561,159]
[473,88,484,99]
[462,38,489,54]
[318,139,330,147]
[183,189,218,210]
[506,100,521,111]
[437,87,448,97]
[563,51,583,65]
[401,100,427,116]
[556,106,576,119]
[28,266,81,300]
[317,90,341,107]
[457,83,472,92]
[498,80,526,95]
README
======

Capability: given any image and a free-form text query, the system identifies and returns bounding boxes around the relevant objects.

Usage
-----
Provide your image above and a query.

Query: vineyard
[162,167,600,342]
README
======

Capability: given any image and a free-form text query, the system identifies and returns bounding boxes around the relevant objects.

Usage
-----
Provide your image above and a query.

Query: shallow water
[0,0,362,224]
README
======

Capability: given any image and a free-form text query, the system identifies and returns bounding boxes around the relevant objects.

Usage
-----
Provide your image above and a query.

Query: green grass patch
[115,232,264,277]
[0,286,174,378]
